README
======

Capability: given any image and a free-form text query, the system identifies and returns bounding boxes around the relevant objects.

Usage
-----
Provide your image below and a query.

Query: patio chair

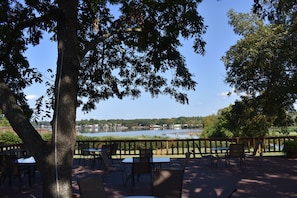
[100,149,126,185]
[152,169,184,198]
[78,142,92,165]
[225,143,245,167]
[227,188,237,198]
[131,157,152,186]
[139,148,153,158]
[0,154,31,189]
[110,142,119,159]
[139,148,154,170]
[169,152,191,172]
[78,175,107,198]
[12,148,29,159]
[192,143,214,167]
[102,143,118,160]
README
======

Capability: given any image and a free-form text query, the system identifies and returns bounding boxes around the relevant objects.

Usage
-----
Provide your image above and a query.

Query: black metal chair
[169,152,191,172]
[0,153,32,189]
[139,148,153,158]
[152,169,184,198]
[78,175,107,198]
[100,149,126,185]
[131,156,152,186]
[78,142,92,165]
[225,144,245,167]
[193,143,214,166]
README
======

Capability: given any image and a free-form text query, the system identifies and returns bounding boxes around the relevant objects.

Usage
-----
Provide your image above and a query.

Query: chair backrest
[173,152,191,173]
[139,148,153,158]
[101,144,111,158]
[78,175,107,198]
[181,152,191,171]
[132,157,151,175]
[100,149,112,169]
[102,143,118,158]
[195,143,210,157]
[79,142,90,155]
[13,149,28,158]
[110,143,118,156]
[195,143,203,155]
[152,169,184,198]
[229,144,244,158]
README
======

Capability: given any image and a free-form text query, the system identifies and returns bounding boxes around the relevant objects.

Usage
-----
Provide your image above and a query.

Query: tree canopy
[0,0,206,197]
[77,0,207,112]
[201,98,295,138]
[1,0,207,120]
[222,1,297,120]
[202,99,272,138]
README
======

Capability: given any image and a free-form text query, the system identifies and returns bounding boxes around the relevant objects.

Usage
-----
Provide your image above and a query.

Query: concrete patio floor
[0,156,296,197]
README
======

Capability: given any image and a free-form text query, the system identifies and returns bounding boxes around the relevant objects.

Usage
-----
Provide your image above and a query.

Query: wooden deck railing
[75,136,297,158]
[1,136,296,158]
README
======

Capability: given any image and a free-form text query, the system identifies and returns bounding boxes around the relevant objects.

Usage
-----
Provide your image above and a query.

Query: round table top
[17,156,36,164]
[122,157,170,164]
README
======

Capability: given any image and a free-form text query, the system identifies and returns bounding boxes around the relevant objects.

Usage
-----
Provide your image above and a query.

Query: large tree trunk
[43,0,79,197]
[0,0,79,197]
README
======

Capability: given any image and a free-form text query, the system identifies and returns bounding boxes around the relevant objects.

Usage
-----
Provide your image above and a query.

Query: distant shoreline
[179,131,202,135]
[78,128,202,138]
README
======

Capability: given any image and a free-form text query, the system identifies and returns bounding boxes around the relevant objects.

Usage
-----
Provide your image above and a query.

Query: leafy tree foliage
[76,0,206,112]
[223,98,273,137]
[202,99,274,138]
[0,110,10,126]
[0,0,206,197]
[222,2,297,126]
[0,131,22,144]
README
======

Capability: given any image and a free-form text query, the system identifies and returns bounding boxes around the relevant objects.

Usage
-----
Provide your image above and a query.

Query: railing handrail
[75,136,296,157]
[1,136,296,158]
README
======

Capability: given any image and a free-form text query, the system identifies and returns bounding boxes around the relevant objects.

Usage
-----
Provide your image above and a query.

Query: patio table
[17,156,36,186]
[122,157,170,164]
[83,148,102,167]
[17,156,36,164]
[210,147,229,167]
[211,147,229,152]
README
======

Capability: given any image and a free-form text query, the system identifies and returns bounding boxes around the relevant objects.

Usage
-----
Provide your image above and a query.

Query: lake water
[78,128,202,139]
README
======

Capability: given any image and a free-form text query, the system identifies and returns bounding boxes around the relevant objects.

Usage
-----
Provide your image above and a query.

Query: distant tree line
[76,116,204,129]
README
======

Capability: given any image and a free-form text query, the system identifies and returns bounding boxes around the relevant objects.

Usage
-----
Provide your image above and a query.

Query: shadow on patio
[0,156,296,198]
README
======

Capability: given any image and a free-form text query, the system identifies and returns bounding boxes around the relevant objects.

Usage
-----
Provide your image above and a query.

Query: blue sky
[24,0,254,120]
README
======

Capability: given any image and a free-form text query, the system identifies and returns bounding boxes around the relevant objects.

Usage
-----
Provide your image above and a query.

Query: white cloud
[218,88,243,99]
[217,91,236,99]
[217,91,230,97]
[26,94,38,100]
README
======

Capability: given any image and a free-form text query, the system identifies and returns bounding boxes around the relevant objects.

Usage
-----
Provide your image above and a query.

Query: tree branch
[0,81,45,159]
[14,8,63,31]
[80,27,142,59]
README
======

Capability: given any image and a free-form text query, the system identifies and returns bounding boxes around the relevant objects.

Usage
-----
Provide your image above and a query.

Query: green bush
[0,131,22,144]
[283,139,297,153]
[41,133,52,141]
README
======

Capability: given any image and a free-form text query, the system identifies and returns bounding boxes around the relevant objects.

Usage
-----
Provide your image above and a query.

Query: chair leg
[28,168,32,187]
[120,171,126,185]
[18,176,22,191]
[225,158,229,167]
[124,173,131,186]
